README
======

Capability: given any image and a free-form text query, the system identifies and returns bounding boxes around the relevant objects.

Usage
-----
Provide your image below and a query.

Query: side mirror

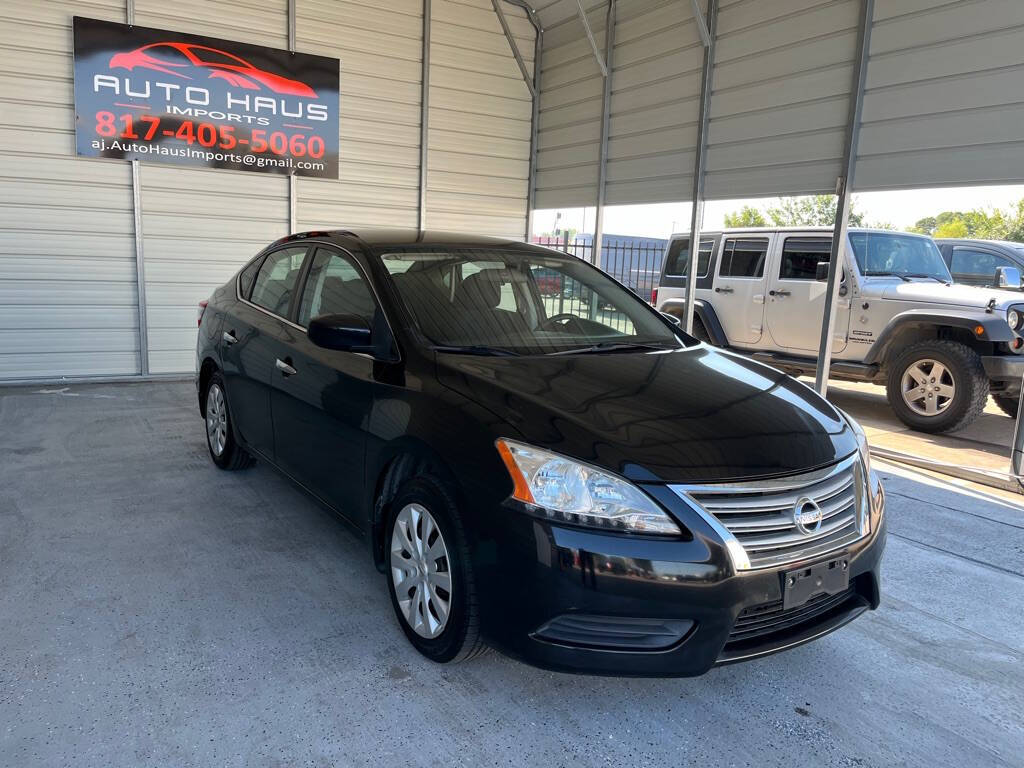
[308,313,372,352]
[815,261,830,281]
[995,266,1022,290]
[661,311,682,326]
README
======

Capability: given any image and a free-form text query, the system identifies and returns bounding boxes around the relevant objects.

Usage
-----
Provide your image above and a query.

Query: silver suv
[654,228,1024,432]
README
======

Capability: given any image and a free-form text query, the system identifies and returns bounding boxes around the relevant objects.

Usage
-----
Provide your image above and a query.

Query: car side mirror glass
[308,313,372,352]
[995,266,1022,290]
[661,311,681,326]
[815,261,830,281]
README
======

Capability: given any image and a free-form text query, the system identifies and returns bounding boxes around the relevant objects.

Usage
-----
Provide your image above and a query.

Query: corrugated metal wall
[427,0,534,237]
[857,0,1024,190]
[704,0,859,200]
[296,0,424,230]
[0,0,535,380]
[0,0,141,379]
[533,0,607,208]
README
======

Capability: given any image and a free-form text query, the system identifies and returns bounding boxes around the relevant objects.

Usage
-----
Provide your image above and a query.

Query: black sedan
[196,229,885,677]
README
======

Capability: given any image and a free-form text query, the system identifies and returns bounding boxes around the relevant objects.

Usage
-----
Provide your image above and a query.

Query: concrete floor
[1,380,1022,767]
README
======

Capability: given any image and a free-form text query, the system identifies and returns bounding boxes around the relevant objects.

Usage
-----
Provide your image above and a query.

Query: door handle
[222,330,238,345]
[275,358,297,376]
[714,286,734,294]
[769,289,791,297]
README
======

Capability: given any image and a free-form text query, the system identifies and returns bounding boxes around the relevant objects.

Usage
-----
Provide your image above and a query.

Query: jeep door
[710,235,769,345]
[764,235,849,355]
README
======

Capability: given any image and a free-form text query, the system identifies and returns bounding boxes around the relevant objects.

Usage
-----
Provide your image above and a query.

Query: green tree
[766,195,865,227]
[723,205,767,227]
[910,207,1017,240]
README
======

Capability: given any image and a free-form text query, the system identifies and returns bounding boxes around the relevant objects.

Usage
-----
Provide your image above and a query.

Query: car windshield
[849,232,952,281]
[380,248,685,355]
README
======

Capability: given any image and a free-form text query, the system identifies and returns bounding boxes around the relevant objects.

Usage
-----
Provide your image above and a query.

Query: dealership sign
[72,17,340,178]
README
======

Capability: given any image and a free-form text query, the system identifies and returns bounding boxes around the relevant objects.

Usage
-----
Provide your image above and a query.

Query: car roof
[935,238,1024,250]
[273,228,536,249]
[666,227,926,239]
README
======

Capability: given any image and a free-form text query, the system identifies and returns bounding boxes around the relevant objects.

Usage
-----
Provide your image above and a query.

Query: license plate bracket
[782,555,850,610]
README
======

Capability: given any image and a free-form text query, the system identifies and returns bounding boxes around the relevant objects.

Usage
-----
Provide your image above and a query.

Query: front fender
[864,308,1014,365]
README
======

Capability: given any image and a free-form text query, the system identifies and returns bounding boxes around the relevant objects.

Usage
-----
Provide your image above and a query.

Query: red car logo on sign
[109,42,318,97]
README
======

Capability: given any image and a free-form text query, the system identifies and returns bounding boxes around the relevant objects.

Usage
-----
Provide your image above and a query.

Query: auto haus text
[92,75,330,125]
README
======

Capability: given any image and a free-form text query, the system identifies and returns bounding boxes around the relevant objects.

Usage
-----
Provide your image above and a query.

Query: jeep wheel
[886,340,988,433]
[992,393,1021,419]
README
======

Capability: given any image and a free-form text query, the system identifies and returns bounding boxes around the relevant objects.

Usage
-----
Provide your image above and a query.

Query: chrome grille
[670,455,866,570]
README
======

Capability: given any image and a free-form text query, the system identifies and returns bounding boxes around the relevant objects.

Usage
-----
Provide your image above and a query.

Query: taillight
[650,288,658,306]
[198,299,209,327]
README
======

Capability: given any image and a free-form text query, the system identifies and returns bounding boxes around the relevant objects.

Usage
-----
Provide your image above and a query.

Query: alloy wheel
[901,358,955,416]
[206,383,228,456]
[390,503,452,639]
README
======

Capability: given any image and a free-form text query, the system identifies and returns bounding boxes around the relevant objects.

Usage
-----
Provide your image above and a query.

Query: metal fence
[532,235,665,303]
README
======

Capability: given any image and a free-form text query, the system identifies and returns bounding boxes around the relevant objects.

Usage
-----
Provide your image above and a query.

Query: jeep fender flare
[864,309,1014,366]
[659,298,728,346]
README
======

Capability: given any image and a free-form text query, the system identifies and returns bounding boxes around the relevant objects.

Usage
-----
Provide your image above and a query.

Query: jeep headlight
[1009,309,1021,331]
[495,439,682,535]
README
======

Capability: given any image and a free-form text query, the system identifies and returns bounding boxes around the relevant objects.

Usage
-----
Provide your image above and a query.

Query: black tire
[992,393,1021,419]
[384,475,487,664]
[691,318,712,344]
[885,340,988,433]
[203,371,255,470]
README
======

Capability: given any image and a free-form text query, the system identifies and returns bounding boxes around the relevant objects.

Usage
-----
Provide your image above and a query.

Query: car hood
[436,346,857,484]
[879,280,1024,309]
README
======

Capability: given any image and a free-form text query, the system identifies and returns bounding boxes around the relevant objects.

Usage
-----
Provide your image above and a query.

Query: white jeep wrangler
[654,228,1024,433]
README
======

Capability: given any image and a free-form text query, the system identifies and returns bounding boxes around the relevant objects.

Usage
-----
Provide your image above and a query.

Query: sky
[531,184,1024,240]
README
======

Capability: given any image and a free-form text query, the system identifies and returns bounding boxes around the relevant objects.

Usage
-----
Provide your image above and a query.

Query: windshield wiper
[546,341,676,356]
[864,271,912,282]
[904,273,950,285]
[433,345,520,357]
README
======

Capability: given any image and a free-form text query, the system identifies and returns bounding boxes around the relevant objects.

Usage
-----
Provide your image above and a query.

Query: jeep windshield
[850,232,952,283]
[380,248,685,356]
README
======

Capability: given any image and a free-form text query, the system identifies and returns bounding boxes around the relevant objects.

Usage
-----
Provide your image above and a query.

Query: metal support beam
[814,0,873,396]
[689,0,711,48]
[419,0,432,233]
[131,160,149,375]
[592,0,615,271]
[492,0,536,98]
[575,0,608,78]
[682,0,716,335]
[126,0,134,24]
[287,0,296,50]
[525,26,542,241]
[288,0,297,234]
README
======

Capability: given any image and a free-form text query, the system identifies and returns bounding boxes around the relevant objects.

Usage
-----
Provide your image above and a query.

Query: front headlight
[1009,309,1020,330]
[839,410,875,532]
[495,439,682,535]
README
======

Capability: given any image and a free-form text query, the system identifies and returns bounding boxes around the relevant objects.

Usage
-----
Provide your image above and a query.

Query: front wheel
[885,340,988,433]
[385,476,486,663]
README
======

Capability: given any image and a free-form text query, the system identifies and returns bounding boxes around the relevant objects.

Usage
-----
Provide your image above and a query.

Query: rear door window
[720,238,768,278]
[249,246,308,318]
[780,237,833,280]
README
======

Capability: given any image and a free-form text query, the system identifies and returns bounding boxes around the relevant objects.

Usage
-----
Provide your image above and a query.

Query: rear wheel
[385,476,486,663]
[691,318,712,344]
[885,340,988,433]
[992,393,1021,419]
[203,372,254,470]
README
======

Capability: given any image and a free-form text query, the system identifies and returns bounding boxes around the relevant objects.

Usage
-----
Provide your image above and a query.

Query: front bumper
[982,354,1024,384]
[474,473,885,677]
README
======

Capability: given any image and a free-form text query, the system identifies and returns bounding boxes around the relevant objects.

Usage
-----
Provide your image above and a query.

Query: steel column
[131,160,149,375]
[682,0,716,335]
[288,0,298,234]
[419,0,432,233]
[814,0,873,395]
[590,1,615,271]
